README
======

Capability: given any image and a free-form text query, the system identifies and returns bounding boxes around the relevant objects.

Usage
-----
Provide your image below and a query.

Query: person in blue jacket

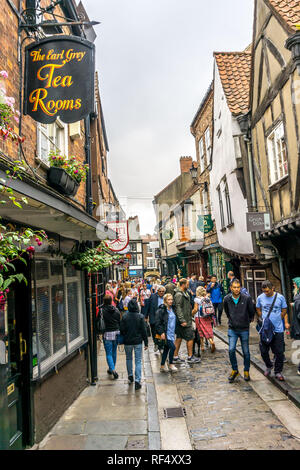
[206,275,225,325]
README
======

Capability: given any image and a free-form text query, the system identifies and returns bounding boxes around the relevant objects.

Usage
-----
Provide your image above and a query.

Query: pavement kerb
[214,329,300,410]
[144,347,162,450]
[148,347,193,450]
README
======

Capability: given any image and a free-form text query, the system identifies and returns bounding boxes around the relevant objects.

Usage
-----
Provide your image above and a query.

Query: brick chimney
[180,156,193,174]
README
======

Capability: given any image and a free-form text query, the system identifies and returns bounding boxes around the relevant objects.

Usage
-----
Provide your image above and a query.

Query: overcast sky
[83,0,254,235]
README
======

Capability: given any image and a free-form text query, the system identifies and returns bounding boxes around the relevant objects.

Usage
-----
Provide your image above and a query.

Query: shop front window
[32,256,87,379]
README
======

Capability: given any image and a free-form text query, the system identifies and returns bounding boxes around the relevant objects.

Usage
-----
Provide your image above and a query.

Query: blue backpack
[259,293,277,345]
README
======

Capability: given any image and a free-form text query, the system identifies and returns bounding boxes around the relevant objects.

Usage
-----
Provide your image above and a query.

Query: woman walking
[120,299,148,390]
[102,295,121,379]
[155,293,178,372]
[193,286,216,353]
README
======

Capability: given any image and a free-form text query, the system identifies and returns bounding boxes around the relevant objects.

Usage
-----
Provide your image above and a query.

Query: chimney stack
[180,156,193,174]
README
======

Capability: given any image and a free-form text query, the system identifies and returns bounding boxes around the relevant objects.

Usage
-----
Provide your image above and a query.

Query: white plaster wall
[210,64,253,255]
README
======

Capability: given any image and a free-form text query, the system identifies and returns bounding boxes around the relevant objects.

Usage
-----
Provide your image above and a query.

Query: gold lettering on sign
[28,44,88,117]
[7,384,15,396]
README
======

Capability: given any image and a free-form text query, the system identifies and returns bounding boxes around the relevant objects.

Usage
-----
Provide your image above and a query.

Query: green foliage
[49,152,89,183]
[61,241,121,274]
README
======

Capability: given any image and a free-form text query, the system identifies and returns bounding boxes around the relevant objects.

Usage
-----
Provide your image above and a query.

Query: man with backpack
[223,278,255,383]
[206,275,225,325]
[256,280,289,381]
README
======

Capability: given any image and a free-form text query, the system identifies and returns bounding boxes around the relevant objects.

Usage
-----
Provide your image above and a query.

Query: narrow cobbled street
[38,334,300,451]
[162,338,300,450]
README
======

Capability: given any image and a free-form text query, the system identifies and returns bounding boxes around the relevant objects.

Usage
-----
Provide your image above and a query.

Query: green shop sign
[197,215,214,234]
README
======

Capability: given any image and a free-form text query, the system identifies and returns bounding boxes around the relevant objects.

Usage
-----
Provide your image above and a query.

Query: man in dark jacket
[144,286,165,352]
[223,278,255,383]
[227,271,250,296]
[206,275,225,325]
[120,299,148,390]
[173,279,200,364]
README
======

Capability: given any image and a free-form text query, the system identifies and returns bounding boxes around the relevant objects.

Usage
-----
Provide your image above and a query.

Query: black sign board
[246,212,271,232]
[24,36,95,124]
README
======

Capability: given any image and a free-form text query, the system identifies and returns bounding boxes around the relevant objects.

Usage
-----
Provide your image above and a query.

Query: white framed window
[267,122,288,185]
[37,119,68,165]
[147,244,152,254]
[147,258,157,269]
[205,127,211,160]
[218,187,225,229]
[224,183,233,226]
[32,257,87,379]
[199,137,205,173]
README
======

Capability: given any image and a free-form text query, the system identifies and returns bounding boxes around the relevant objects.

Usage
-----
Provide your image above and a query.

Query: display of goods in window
[24,36,95,124]
[47,166,79,196]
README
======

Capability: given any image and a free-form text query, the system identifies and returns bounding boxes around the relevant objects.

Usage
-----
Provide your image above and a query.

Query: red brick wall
[0,0,87,210]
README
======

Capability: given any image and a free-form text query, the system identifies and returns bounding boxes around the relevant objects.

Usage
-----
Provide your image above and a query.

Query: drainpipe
[84,271,96,385]
[84,116,93,216]
[91,273,98,381]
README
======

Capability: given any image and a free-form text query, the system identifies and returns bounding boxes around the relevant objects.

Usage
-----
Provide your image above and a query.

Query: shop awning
[0,170,117,242]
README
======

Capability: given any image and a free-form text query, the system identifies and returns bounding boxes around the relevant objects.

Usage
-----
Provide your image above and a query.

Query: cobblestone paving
[171,339,300,450]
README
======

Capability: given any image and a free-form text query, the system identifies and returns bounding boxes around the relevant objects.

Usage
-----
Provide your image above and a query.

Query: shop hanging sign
[246,212,271,232]
[104,221,129,252]
[197,214,214,234]
[24,36,95,124]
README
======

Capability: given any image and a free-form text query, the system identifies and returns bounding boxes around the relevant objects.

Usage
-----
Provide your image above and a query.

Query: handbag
[146,322,151,337]
[96,309,106,335]
[259,293,278,344]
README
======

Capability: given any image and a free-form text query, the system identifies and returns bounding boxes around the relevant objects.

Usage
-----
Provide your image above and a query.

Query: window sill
[268,175,288,191]
[35,155,50,170]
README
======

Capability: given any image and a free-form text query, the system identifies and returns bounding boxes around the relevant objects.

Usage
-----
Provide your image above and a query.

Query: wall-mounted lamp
[285,31,300,75]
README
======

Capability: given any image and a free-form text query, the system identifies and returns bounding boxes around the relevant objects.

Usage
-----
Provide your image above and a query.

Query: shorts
[176,324,194,341]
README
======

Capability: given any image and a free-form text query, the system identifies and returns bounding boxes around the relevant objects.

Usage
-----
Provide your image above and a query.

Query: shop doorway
[0,260,32,450]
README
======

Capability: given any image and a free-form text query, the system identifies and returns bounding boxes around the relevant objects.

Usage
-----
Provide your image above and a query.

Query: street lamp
[285,31,300,75]
[190,162,198,184]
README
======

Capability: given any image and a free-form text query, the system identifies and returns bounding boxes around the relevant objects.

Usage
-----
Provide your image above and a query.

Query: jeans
[260,332,284,374]
[213,303,223,324]
[124,343,143,383]
[161,340,176,365]
[228,329,250,372]
[103,339,118,372]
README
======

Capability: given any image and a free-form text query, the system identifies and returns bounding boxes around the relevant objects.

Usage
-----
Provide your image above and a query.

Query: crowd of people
[98,273,300,390]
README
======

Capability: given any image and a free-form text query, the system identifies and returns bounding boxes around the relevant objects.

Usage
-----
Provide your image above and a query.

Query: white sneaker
[154,344,159,352]
[169,364,178,372]
[160,364,169,372]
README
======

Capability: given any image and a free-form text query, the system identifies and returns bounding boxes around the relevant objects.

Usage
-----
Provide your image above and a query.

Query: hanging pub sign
[197,214,214,234]
[104,221,129,253]
[24,36,95,124]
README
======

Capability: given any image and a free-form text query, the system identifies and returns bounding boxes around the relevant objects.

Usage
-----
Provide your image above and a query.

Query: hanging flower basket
[47,166,79,197]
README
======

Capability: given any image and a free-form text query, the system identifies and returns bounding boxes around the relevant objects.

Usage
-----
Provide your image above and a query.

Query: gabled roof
[214,52,252,116]
[190,82,213,129]
[267,0,300,32]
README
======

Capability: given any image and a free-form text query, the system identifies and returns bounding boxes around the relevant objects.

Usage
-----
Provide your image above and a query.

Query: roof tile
[268,0,300,30]
[214,52,252,116]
